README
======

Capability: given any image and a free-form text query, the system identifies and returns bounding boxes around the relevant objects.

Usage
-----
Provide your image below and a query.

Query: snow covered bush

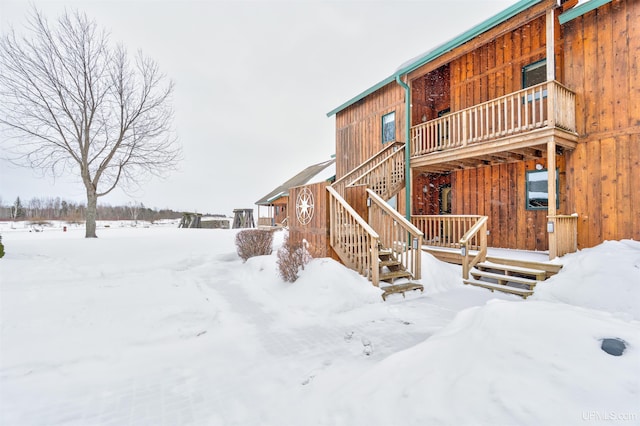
[235,229,274,262]
[0,235,4,258]
[277,233,311,282]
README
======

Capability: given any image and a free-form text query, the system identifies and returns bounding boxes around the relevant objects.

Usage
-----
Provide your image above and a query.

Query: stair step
[463,278,534,298]
[381,282,424,301]
[379,259,402,268]
[470,269,538,288]
[476,262,547,280]
[380,270,413,281]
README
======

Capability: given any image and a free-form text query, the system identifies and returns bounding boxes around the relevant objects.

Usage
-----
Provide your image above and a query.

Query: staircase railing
[349,148,406,200]
[367,189,423,280]
[327,186,380,286]
[460,216,488,279]
[412,214,488,279]
[332,141,404,196]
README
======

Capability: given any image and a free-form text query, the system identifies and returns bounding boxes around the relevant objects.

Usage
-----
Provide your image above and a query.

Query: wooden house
[288,0,639,296]
[256,158,335,228]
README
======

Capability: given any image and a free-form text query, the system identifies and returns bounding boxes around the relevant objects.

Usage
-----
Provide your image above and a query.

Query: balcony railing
[411,80,576,156]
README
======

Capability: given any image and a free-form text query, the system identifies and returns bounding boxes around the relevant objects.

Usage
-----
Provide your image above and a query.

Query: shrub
[0,235,4,259]
[235,229,274,262]
[277,234,311,282]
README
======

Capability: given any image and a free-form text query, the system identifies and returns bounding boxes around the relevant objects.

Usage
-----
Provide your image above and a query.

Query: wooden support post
[546,9,555,82]
[547,138,557,259]
[546,9,556,128]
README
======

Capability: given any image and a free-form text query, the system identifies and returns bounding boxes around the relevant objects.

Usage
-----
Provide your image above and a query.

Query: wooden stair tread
[470,269,538,287]
[486,256,563,276]
[381,282,424,301]
[476,262,546,280]
[463,278,534,298]
[380,270,412,280]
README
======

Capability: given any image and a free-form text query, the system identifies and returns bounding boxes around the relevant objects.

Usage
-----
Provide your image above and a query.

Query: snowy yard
[1,222,638,425]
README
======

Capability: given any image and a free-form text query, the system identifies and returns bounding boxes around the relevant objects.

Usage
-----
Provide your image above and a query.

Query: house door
[414,173,451,215]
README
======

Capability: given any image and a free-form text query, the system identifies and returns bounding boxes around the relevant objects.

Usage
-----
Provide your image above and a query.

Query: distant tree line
[0,196,221,223]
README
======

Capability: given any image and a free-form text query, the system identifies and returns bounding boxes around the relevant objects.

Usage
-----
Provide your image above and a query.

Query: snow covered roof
[558,0,612,24]
[255,159,336,205]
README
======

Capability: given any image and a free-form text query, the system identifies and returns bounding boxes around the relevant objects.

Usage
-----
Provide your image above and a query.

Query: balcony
[410,81,578,172]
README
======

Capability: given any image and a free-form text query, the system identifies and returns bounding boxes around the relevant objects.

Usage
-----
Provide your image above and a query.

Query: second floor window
[382,111,395,144]
[523,59,547,88]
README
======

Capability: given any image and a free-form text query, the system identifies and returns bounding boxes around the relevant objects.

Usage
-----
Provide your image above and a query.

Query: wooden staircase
[463,257,562,298]
[377,246,424,301]
[327,142,424,295]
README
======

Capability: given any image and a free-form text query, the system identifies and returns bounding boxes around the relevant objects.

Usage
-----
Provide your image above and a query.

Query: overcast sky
[1,0,514,215]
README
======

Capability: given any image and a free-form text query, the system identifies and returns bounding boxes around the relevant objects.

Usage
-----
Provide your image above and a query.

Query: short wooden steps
[381,282,424,301]
[470,268,538,288]
[380,270,413,281]
[463,259,562,298]
[485,256,562,279]
[475,262,547,282]
[463,278,534,298]
[373,247,416,299]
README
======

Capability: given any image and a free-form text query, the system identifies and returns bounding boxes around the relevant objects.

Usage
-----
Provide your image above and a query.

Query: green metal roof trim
[559,0,612,24]
[326,75,397,117]
[327,0,542,117]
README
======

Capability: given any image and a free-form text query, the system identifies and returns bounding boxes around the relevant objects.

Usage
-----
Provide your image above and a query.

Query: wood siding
[449,156,566,252]
[327,0,637,255]
[411,12,564,122]
[562,0,640,248]
[334,83,406,179]
[288,182,338,260]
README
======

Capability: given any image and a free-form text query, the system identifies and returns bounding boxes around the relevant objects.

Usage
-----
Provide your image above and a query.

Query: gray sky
[0,0,514,215]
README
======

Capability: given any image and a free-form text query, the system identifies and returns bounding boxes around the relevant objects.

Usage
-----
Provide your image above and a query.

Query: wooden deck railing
[257,217,274,227]
[411,215,484,248]
[411,80,576,156]
[412,215,488,279]
[367,189,423,280]
[549,214,578,257]
[460,216,488,279]
[348,148,406,200]
[327,186,380,286]
[332,141,404,196]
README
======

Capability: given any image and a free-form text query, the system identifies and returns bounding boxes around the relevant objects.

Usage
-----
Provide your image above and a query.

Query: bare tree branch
[0,8,181,237]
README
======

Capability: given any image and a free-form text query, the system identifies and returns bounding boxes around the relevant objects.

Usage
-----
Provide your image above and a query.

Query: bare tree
[0,9,181,237]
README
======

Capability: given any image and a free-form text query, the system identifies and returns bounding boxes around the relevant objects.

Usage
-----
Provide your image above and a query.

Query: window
[526,169,559,210]
[523,59,548,102]
[382,111,396,144]
[523,59,547,88]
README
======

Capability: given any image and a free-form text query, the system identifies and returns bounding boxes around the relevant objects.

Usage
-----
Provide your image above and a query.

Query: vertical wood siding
[288,183,338,260]
[562,0,640,248]
[449,156,566,252]
[448,15,556,112]
[334,83,406,180]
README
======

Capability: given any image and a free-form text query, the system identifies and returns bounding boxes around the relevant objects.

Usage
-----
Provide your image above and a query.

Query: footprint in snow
[361,338,373,356]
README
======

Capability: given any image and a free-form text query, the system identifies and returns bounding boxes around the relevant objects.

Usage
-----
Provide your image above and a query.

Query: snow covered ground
[1,222,638,425]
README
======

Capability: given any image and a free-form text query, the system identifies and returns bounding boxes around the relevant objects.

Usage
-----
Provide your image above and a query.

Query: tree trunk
[85,188,98,238]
